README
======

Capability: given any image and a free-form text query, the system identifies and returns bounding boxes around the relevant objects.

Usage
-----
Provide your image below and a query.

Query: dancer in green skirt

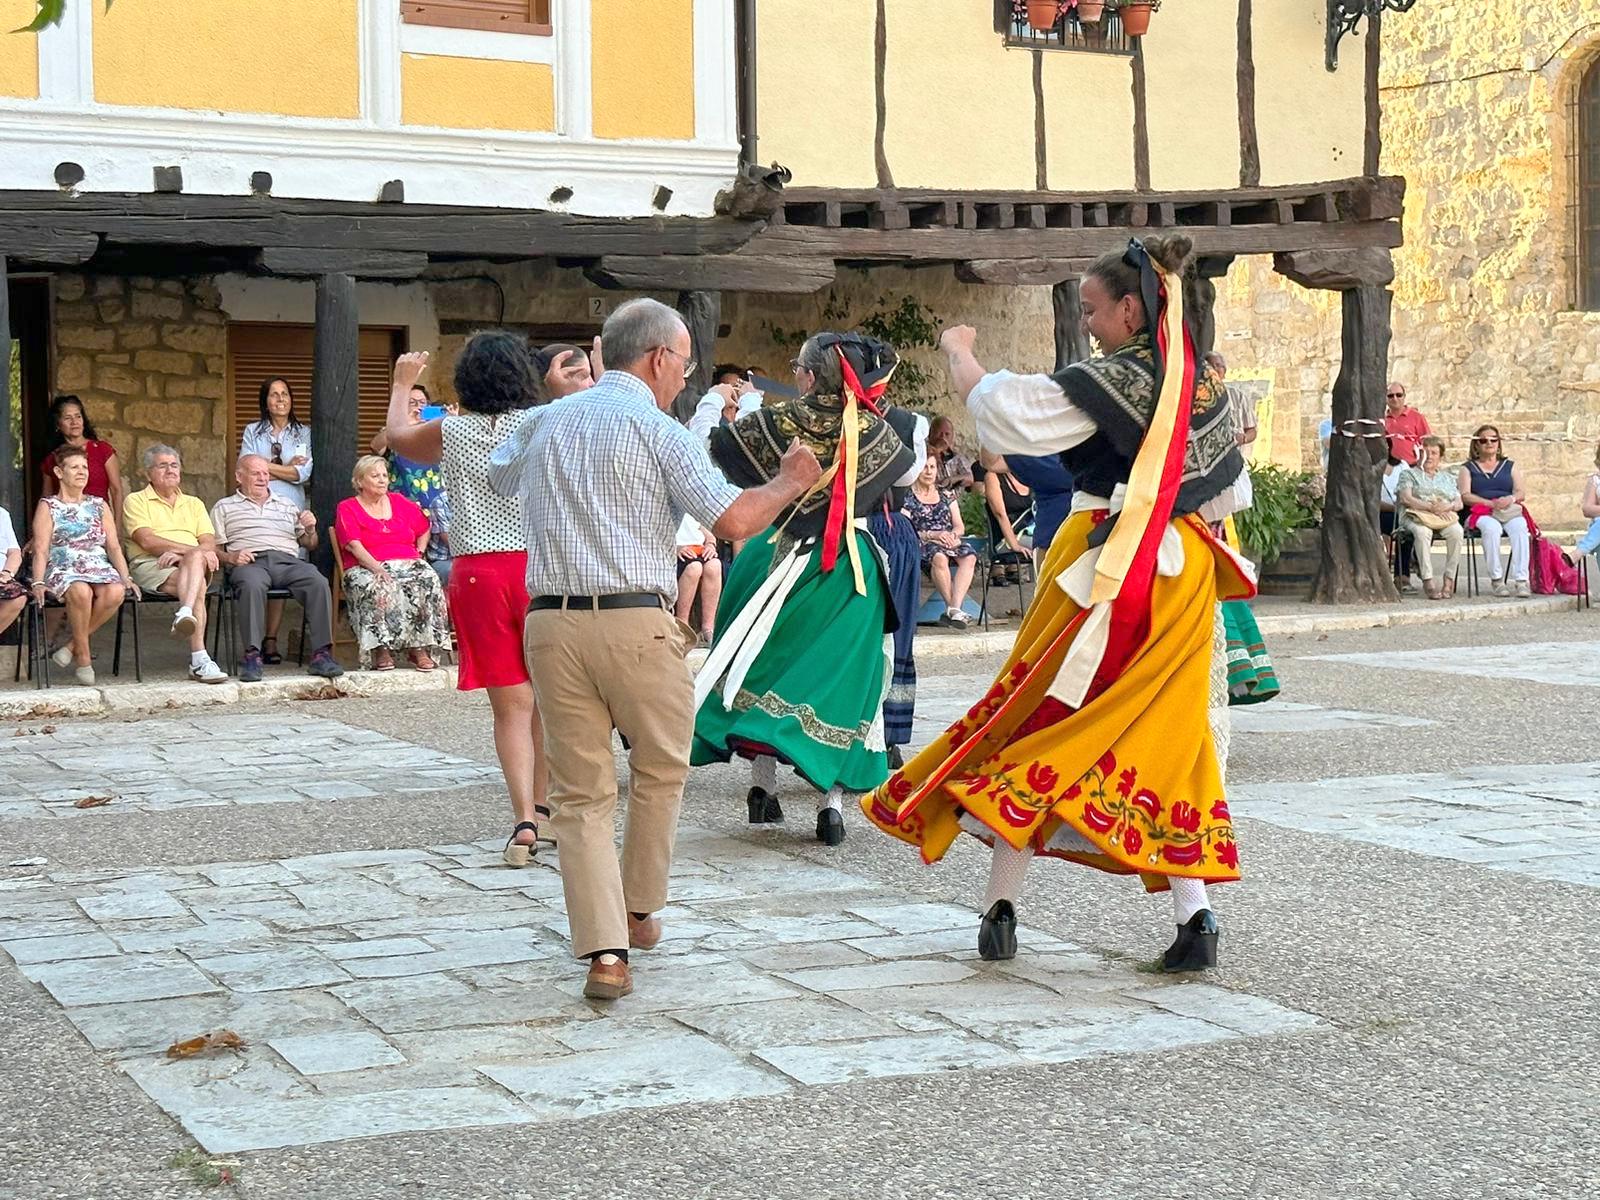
[692,333,924,845]
[1221,598,1280,705]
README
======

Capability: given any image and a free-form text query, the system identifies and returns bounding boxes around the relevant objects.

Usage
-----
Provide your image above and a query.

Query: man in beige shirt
[210,454,343,683]
[123,443,228,683]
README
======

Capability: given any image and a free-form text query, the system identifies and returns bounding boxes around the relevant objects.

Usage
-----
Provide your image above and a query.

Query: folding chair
[978,504,1035,630]
[210,572,308,671]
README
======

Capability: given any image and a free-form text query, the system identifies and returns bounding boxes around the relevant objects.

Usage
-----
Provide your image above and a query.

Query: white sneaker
[189,657,229,684]
[73,665,95,687]
[51,644,73,669]
[171,608,197,637]
[1491,580,1512,598]
[1513,580,1531,598]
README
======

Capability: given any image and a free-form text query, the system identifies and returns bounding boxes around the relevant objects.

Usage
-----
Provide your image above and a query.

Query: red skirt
[446,551,530,691]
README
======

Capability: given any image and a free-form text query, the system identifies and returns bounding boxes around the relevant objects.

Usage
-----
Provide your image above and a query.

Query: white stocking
[818,784,845,814]
[1169,876,1210,924]
[750,754,777,792]
[983,839,1034,910]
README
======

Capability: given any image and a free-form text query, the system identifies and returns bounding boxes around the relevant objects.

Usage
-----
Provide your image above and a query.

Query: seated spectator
[1378,456,1415,591]
[1458,424,1531,598]
[1318,415,1333,470]
[673,515,722,646]
[211,454,344,682]
[28,444,137,686]
[984,464,1033,558]
[1384,381,1430,466]
[370,382,453,585]
[903,453,977,629]
[995,452,1073,568]
[123,444,228,683]
[928,416,975,492]
[334,456,449,671]
[1397,436,1463,600]
[1576,442,1600,559]
[0,509,25,645]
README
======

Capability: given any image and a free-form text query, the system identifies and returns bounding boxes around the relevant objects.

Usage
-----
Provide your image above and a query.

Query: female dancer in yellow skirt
[862,235,1256,971]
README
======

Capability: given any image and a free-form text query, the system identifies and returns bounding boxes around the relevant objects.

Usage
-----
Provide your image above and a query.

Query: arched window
[1577,58,1600,308]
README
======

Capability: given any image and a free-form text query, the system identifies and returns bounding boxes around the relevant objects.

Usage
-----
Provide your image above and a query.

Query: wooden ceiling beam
[584,254,836,293]
[254,247,429,279]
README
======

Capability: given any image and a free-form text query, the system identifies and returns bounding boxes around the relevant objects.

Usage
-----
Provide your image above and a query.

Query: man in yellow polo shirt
[124,443,228,683]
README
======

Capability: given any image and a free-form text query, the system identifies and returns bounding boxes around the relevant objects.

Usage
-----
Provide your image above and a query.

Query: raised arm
[385,353,445,465]
[940,325,1095,458]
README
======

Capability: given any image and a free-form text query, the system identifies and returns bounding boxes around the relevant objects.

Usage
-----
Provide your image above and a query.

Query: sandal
[261,636,283,666]
[534,804,557,847]
[1443,577,1457,599]
[502,821,539,868]
[372,648,396,672]
[409,649,437,671]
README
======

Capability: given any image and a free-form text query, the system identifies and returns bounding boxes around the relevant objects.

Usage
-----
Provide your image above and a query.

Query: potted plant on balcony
[1115,0,1161,36]
[1077,0,1106,22]
[1025,0,1063,30]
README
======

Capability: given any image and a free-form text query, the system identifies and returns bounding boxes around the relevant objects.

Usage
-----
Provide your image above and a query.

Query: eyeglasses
[1386,391,1405,399]
[151,461,180,472]
[654,346,697,380]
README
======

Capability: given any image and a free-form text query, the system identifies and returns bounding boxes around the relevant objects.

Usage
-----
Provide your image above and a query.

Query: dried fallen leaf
[72,795,113,809]
[166,1030,247,1059]
[40,724,56,734]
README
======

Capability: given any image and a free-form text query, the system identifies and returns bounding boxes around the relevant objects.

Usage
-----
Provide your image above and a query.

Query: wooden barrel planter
[1249,527,1321,597]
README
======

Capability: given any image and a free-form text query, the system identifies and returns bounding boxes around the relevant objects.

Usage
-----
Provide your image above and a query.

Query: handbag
[1409,509,1455,531]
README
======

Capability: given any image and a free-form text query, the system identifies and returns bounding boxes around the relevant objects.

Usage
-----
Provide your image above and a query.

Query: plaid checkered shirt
[488,371,742,601]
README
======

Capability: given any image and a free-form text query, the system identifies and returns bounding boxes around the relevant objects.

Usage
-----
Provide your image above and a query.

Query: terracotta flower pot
[1119,2,1155,35]
[1077,0,1106,21]
[1026,0,1060,30]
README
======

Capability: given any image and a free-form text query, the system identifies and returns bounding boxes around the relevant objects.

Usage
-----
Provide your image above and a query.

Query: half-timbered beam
[586,255,835,293]
[255,248,428,279]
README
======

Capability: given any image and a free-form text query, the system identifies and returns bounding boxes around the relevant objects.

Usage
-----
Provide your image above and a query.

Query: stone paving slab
[1303,639,1600,688]
[1230,762,1600,887]
[0,826,1321,1154]
[0,714,501,819]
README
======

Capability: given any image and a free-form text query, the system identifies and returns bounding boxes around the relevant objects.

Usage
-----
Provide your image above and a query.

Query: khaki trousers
[1405,519,1464,583]
[523,604,695,959]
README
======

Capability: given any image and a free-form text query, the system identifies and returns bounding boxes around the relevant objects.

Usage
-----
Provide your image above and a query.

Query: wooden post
[1051,279,1091,370]
[674,289,720,424]
[0,256,17,547]
[1310,285,1399,604]
[311,272,359,577]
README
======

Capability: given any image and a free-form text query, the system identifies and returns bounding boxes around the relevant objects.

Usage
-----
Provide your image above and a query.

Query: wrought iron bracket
[1326,0,1417,72]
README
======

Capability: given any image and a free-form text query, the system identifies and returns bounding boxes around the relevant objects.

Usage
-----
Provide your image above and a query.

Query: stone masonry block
[55,275,86,302]
[117,323,160,350]
[162,324,226,354]
[55,356,91,391]
[97,299,127,323]
[131,292,184,321]
[91,276,124,298]
[123,400,207,435]
[134,350,197,376]
[57,326,114,351]
[94,365,145,395]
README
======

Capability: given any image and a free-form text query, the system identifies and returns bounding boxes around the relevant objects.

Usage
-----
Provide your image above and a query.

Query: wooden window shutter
[227,323,407,480]
[401,0,551,36]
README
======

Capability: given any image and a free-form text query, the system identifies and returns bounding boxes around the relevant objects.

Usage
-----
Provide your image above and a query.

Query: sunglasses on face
[1475,436,1499,444]
[1387,392,1405,399]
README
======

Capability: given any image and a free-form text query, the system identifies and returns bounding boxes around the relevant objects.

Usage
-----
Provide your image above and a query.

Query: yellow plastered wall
[883,0,1035,189]
[0,2,38,99]
[93,0,360,118]
[590,0,695,140]
[1040,52,1136,191]
[1142,0,1240,189]
[1253,0,1365,184]
[401,55,555,132]
[756,0,877,188]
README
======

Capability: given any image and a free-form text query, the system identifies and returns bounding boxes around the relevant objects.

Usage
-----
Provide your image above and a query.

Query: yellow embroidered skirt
[861,510,1250,893]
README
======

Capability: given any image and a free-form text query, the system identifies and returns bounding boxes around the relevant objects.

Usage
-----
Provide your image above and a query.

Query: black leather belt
[529,592,664,612]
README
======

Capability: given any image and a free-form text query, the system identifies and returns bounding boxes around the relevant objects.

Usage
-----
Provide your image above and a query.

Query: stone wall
[51,274,231,505]
[1211,11,1600,529]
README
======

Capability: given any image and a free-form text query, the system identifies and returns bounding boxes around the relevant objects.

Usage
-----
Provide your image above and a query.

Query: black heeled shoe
[1162,909,1219,972]
[887,745,904,770]
[978,899,1017,961]
[746,786,783,824]
[815,808,845,846]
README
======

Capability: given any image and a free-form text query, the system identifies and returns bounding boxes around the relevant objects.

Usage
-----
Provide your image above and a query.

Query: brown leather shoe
[583,955,633,1001]
[627,913,662,951]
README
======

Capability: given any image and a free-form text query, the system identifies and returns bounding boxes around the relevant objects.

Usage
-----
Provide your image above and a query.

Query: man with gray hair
[490,296,822,1002]
[123,444,228,683]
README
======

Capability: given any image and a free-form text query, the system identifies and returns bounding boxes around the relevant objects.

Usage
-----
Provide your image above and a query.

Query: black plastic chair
[22,587,138,688]
[210,573,307,670]
[111,585,224,683]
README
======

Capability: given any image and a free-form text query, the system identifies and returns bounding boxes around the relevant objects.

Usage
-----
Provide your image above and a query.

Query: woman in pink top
[334,455,449,671]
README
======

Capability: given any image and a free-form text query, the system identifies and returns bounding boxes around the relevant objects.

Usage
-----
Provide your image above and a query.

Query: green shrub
[957,488,989,543]
[1234,464,1323,565]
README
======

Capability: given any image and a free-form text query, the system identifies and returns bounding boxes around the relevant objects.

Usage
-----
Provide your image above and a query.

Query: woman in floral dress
[29,444,138,685]
[333,455,450,671]
[902,454,979,628]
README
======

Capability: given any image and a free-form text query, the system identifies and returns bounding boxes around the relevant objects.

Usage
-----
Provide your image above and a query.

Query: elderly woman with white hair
[333,455,449,671]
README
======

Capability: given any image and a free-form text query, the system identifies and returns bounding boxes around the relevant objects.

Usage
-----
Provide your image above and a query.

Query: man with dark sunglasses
[1383,381,1431,466]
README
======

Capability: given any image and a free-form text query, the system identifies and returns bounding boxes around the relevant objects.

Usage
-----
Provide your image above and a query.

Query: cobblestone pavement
[0,715,502,819]
[1230,763,1600,888]
[0,827,1318,1153]
[1,610,1596,1199]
